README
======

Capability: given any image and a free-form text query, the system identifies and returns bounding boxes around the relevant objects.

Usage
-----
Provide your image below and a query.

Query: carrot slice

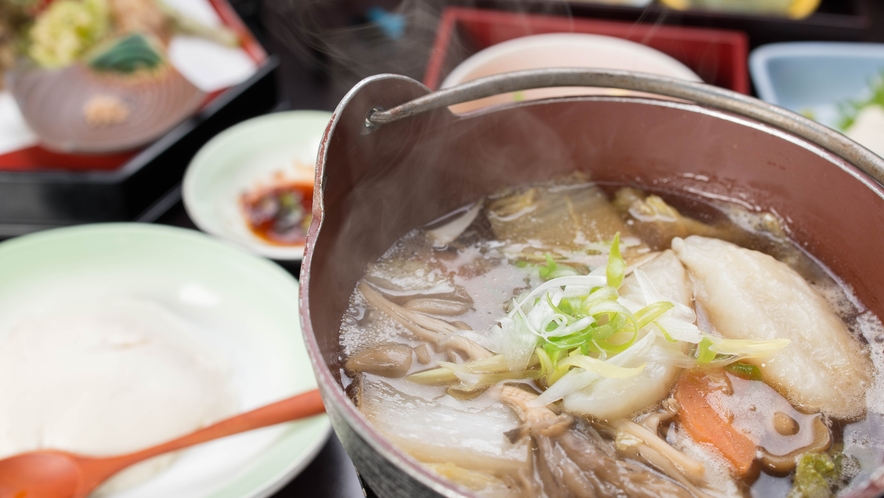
[674,369,757,476]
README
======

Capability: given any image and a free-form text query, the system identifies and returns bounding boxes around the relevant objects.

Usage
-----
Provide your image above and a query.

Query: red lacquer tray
[0,0,267,173]
[424,7,749,94]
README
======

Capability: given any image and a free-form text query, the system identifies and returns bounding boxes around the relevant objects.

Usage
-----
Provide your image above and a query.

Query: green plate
[0,223,329,498]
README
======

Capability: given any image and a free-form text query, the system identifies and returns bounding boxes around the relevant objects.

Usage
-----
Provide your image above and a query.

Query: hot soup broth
[339,175,884,498]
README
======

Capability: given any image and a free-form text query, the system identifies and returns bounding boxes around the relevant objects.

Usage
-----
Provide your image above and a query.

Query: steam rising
[260,0,637,104]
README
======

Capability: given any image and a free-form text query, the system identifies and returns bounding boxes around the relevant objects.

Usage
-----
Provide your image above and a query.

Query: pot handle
[365,68,884,187]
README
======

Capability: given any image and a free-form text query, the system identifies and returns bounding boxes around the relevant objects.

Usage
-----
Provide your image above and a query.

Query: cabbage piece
[486,181,643,251]
[425,203,481,248]
[673,235,873,420]
[358,376,530,475]
[426,463,523,497]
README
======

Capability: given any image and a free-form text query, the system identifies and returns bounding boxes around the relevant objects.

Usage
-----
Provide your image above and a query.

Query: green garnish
[836,71,884,131]
[538,253,558,280]
[726,362,762,380]
[484,233,789,390]
[695,336,789,366]
[87,33,165,74]
[788,453,839,498]
[606,233,626,288]
[537,253,579,280]
[696,337,717,364]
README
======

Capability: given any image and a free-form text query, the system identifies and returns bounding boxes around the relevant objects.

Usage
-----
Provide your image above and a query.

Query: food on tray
[25,0,237,72]
[110,0,172,43]
[838,74,884,158]
[340,174,883,497]
[5,0,247,154]
[83,93,131,127]
[0,1,35,90]
[27,0,110,68]
[0,299,236,492]
[87,32,166,74]
[110,0,238,47]
[241,176,313,246]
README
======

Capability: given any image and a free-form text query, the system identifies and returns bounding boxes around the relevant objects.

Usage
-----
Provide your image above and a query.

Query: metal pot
[300,69,884,497]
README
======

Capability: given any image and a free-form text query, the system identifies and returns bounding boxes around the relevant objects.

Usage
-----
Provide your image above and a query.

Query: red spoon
[0,389,325,498]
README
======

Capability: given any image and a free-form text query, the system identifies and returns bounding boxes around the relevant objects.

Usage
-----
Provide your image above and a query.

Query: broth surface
[340,177,884,498]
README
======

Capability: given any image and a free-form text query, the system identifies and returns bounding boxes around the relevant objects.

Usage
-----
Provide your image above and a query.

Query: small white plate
[0,224,330,498]
[183,111,333,261]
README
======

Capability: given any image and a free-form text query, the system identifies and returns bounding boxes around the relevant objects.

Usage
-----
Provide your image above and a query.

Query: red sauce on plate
[241,182,313,246]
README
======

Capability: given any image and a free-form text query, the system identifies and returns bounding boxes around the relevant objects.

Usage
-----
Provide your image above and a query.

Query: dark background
[155,1,884,496]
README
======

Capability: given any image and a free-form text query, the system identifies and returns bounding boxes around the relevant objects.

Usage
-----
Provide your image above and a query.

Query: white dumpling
[672,235,872,420]
[564,251,692,420]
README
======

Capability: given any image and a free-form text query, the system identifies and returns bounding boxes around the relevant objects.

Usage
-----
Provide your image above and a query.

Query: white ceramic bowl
[0,224,330,498]
[441,33,702,112]
[183,111,333,261]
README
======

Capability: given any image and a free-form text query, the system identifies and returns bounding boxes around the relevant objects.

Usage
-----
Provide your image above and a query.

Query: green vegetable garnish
[538,254,557,280]
[836,71,884,131]
[635,301,674,330]
[726,362,762,380]
[695,336,789,366]
[696,337,716,364]
[537,253,579,280]
[788,453,838,498]
[484,233,789,392]
[87,33,166,74]
[606,232,626,289]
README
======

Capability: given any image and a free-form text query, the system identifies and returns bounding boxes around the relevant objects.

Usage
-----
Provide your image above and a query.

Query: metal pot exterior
[301,71,884,497]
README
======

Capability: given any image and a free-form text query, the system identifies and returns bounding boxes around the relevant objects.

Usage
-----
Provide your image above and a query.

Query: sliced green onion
[406,354,539,385]
[557,354,646,379]
[440,361,542,387]
[547,294,574,316]
[709,337,790,358]
[696,337,716,364]
[578,286,620,314]
[606,232,626,289]
[726,362,763,380]
[587,301,638,335]
[536,347,555,378]
[635,301,674,329]
[596,329,639,354]
[538,254,557,280]
[653,321,678,342]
